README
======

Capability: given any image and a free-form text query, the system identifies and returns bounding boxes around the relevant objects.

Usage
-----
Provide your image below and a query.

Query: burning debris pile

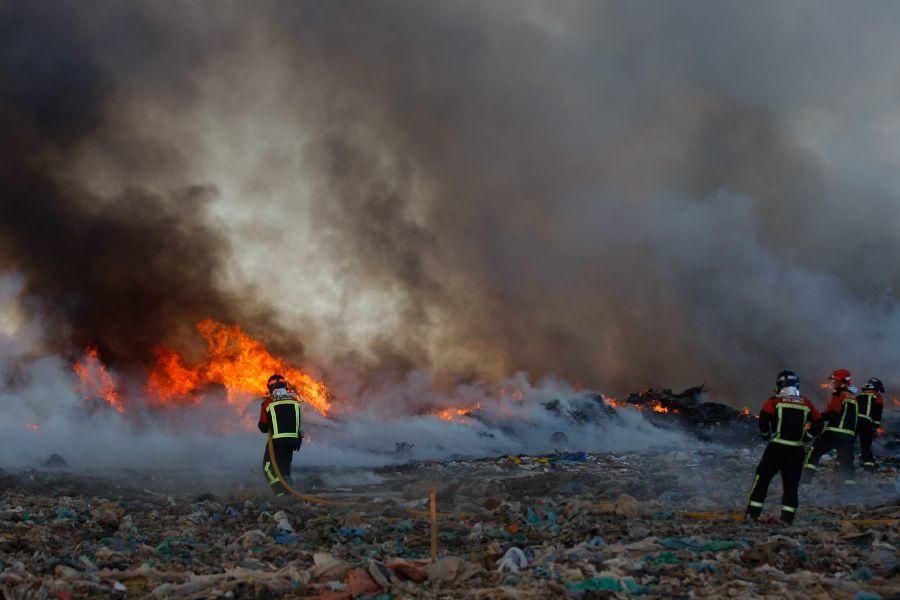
[612,386,759,444]
[1,449,898,598]
[66,319,331,428]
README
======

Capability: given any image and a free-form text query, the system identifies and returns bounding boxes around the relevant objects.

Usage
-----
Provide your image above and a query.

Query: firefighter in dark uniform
[258,373,303,496]
[747,370,822,524]
[802,369,858,486]
[856,378,885,472]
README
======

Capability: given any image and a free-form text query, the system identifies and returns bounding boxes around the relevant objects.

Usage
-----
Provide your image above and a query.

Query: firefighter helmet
[829,369,852,386]
[863,377,885,393]
[775,369,800,391]
[267,373,288,393]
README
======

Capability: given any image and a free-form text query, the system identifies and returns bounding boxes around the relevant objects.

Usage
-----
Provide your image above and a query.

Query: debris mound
[1,447,897,598]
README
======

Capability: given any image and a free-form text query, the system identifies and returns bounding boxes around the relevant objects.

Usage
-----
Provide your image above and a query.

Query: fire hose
[266,431,444,560]
[265,431,452,519]
[266,434,899,528]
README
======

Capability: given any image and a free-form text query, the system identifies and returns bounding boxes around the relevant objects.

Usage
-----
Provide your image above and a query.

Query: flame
[73,347,124,413]
[604,396,625,408]
[24,422,40,431]
[740,406,751,417]
[435,402,481,422]
[604,396,677,414]
[147,320,331,416]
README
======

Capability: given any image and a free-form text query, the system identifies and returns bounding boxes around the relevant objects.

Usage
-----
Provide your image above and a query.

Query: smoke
[4,0,900,417]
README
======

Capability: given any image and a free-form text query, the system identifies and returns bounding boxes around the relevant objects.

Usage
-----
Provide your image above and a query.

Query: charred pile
[619,385,758,444]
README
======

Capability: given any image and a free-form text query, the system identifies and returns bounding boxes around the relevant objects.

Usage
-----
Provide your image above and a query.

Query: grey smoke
[3,1,900,415]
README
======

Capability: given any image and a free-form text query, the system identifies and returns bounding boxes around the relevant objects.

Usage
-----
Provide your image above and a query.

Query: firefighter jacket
[258,388,303,442]
[758,387,823,447]
[855,391,884,427]
[822,389,858,436]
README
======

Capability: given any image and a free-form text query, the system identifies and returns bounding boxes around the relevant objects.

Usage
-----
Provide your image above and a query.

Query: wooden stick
[429,482,437,563]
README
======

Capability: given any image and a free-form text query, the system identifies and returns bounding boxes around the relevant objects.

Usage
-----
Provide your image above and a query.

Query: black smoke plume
[3,1,900,405]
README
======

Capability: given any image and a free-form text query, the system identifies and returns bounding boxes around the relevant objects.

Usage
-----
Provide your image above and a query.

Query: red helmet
[829,369,852,386]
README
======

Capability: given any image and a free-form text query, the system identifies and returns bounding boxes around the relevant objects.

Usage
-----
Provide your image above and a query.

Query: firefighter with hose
[259,373,303,496]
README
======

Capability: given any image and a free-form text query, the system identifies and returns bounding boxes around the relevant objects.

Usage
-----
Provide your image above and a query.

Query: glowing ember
[604,396,625,408]
[73,347,124,413]
[147,320,331,416]
[605,396,677,414]
[435,403,481,422]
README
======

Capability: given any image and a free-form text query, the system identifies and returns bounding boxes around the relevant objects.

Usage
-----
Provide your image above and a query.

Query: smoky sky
[3,1,900,404]
[0,2,289,366]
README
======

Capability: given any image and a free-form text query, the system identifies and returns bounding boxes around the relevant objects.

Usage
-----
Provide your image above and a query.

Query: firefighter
[746,370,822,524]
[259,373,303,496]
[802,369,858,486]
[856,378,885,472]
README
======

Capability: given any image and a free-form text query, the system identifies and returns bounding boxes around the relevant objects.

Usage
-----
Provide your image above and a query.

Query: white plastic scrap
[496,547,528,574]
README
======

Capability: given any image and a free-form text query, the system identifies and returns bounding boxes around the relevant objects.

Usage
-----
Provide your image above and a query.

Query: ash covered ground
[2,407,899,599]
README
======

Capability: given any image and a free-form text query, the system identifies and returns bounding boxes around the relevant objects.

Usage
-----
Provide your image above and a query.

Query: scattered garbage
[496,547,528,573]
[0,446,897,597]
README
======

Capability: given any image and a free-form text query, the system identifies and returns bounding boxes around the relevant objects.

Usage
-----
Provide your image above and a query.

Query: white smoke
[0,272,695,471]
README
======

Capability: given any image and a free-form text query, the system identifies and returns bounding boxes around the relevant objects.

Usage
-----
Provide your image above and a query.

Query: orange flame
[147,320,331,416]
[73,347,124,413]
[435,402,481,422]
[604,396,677,414]
[740,406,751,417]
[604,396,625,408]
[24,422,40,431]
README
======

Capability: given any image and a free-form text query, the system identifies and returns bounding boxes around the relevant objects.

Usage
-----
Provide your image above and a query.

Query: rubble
[1,447,898,598]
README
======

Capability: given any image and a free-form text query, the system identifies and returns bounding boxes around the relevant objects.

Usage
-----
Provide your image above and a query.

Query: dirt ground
[1,446,898,599]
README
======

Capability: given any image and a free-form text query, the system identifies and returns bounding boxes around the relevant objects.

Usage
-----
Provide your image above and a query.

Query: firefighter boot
[745,504,762,522]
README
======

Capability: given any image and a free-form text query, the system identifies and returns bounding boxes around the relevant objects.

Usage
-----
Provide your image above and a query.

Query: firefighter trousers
[857,419,876,471]
[803,431,855,485]
[262,440,301,496]
[747,442,804,523]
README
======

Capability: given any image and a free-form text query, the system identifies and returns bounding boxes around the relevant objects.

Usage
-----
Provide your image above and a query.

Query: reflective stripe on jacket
[823,390,858,435]
[759,393,822,446]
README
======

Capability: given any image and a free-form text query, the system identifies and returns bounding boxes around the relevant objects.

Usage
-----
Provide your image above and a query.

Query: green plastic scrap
[646,551,680,565]
[394,519,414,533]
[566,577,622,592]
[660,537,744,553]
[566,577,648,595]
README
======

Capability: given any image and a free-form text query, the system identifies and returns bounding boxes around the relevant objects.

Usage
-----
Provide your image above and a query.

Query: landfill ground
[1,448,898,599]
